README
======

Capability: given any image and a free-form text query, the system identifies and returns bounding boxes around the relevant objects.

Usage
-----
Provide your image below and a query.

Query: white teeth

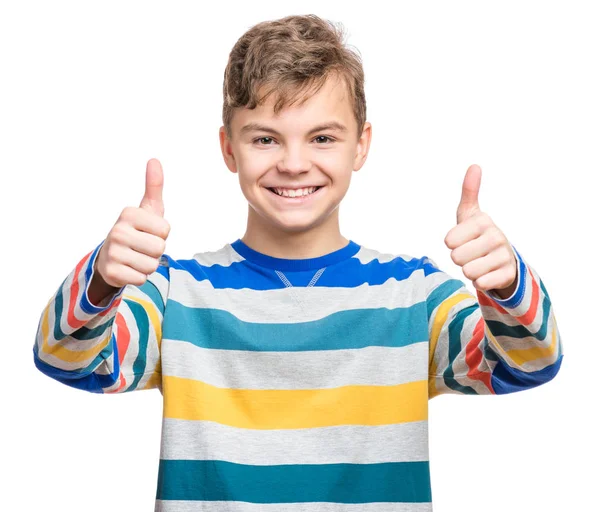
[273,186,318,197]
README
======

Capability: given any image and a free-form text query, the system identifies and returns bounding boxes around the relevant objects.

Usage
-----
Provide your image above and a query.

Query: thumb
[139,158,164,216]
[456,164,482,224]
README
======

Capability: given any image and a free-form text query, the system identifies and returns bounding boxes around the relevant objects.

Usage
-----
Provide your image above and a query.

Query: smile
[265,186,324,202]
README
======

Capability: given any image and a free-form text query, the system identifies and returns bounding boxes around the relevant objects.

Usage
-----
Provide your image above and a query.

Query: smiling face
[219,73,372,242]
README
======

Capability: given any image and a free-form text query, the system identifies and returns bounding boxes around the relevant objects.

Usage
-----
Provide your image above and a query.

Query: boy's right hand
[94,158,171,290]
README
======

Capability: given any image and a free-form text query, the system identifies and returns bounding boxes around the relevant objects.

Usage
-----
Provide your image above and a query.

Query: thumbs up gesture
[443,164,518,299]
[94,158,171,290]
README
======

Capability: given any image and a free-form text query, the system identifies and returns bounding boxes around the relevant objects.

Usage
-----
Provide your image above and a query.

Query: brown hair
[222,14,366,141]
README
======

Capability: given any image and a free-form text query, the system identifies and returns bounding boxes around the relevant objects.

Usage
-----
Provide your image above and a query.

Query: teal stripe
[138,278,166,314]
[426,278,464,321]
[126,299,151,391]
[484,291,551,341]
[51,277,164,378]
[443,304,478,394]
[50,289,116,376]
[156,459,432,503]
[163,302,429,351]
[55,287,112,342]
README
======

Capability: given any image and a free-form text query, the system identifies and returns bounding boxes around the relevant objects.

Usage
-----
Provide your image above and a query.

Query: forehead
[232,74,355,134]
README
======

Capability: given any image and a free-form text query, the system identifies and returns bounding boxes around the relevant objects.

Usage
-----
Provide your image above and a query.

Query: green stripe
[156,459,432,503]
[163,302,429,352]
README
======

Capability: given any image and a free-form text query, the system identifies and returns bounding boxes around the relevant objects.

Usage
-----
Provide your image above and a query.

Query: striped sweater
[33,237,563,511]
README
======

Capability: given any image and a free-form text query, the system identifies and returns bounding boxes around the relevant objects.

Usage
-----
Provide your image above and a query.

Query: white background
[1,1,597,510]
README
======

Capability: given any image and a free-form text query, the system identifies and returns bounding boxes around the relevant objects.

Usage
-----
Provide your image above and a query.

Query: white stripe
[192,243,245,267]
[156,501,432,512]
[352,246,415,265]
[162,341,429,390]
[169,268,426,323]
[160,418,430,464]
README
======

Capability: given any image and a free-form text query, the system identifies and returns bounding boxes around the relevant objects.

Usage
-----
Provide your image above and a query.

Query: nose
[276,142,311,175]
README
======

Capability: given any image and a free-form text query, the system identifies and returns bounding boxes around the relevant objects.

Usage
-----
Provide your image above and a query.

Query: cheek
[238,151,275,176]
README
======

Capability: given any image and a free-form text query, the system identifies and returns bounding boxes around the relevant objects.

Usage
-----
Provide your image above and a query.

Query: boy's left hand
[443,164,518,299]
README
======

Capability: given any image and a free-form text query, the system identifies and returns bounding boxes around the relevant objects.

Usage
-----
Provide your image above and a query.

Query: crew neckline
[230,238,361,271]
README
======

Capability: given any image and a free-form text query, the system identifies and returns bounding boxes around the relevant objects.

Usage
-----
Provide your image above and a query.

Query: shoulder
[352,243,433,271]
[158,243,241,272]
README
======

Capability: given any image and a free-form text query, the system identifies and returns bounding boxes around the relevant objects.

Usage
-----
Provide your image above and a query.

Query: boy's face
[219,74,371,237]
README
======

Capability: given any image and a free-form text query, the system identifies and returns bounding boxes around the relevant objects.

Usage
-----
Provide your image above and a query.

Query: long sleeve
[33,239,170,394]
[424,244,563,398]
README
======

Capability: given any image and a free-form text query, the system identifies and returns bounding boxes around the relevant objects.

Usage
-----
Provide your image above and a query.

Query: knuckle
[158,238,167,255]
[120,206,135,221]
[492,228,505,246]
[103,265,117,283]
[134,273,147,286]
[106,244,119,262]
[110,224,127,243]
[145,259,160,276]
[139,255,158,275]
[463,263,475,280]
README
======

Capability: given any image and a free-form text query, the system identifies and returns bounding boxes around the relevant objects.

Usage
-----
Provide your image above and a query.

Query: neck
[241,206,348,259]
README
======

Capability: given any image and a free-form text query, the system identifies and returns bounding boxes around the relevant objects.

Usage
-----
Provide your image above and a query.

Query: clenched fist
[90,159,171,303]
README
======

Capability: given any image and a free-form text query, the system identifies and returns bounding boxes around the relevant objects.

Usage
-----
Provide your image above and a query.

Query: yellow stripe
[485,312,557,368]
[504,314,558,366]
[136,294,163,352]
[40,300,111,363]
[40,292,160,366]
[428,291,473,395]
[143,370,161,390]
[164,376,428,429]
[428,376,441,399]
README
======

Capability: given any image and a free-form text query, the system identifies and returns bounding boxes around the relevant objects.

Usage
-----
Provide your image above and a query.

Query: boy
[33,13,563,511]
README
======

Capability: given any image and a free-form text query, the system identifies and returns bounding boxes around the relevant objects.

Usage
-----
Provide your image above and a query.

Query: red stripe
[112,311,131,393]
[66,251,121,330]
[464,316,494,393]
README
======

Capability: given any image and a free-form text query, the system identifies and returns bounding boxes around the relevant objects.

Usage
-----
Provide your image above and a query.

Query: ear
[219,126,238,174]
[353,121,372,172]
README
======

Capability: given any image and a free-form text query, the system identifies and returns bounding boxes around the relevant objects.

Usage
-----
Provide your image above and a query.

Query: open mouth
[266,186,324,199]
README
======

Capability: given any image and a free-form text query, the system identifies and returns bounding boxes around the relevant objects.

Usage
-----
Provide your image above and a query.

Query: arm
[425,244,564,398]
[33,239,170,394]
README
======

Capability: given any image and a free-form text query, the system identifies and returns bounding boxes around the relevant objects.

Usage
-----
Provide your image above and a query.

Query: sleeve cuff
[483,244,526,308]
[80,239,126,315]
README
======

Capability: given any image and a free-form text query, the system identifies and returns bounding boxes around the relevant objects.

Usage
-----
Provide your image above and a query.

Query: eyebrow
[240,121,348,136]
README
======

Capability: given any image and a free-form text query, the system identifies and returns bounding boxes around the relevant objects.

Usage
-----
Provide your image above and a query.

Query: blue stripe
[230,238,362,271]
[156,459,432,503]
[491,354,563,394]
[32,338,118,393]
[163,301,429,352]
[164,253,430,290]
